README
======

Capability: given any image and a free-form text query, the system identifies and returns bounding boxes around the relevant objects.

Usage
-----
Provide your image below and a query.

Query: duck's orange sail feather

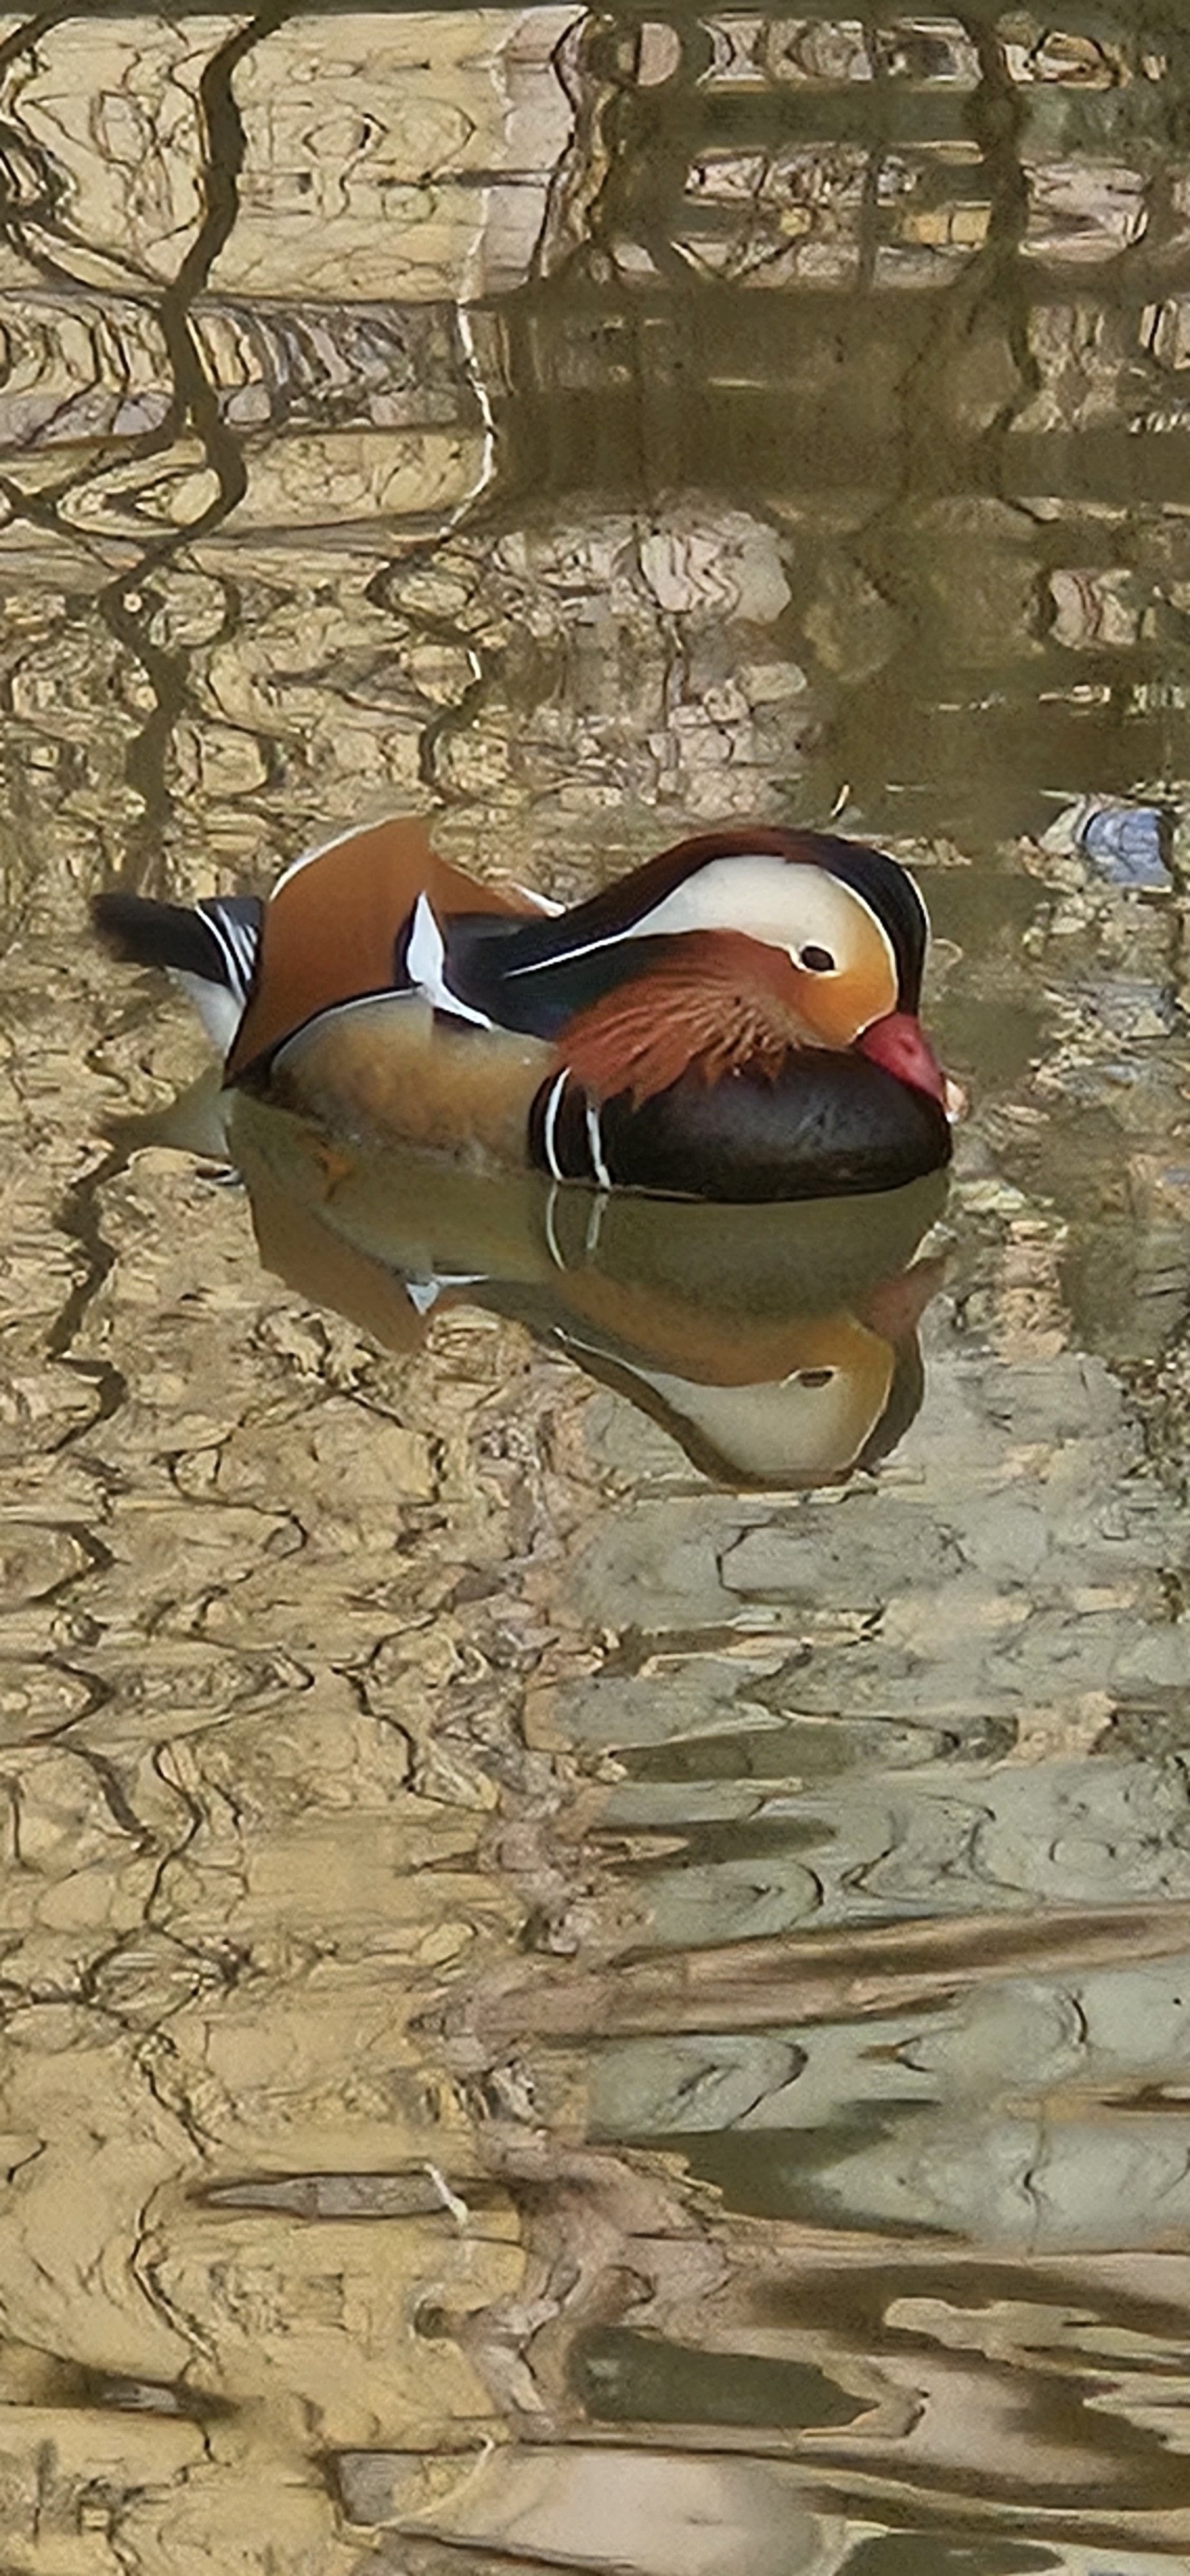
[225,815,529,1084]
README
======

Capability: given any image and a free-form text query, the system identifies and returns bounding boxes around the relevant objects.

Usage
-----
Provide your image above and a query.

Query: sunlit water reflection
[5,3,1190,2570]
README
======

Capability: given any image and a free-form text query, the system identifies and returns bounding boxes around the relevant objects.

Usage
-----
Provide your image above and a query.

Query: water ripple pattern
[4,6,1190,2573]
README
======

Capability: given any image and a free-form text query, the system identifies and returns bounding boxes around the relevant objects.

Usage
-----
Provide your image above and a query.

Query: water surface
[5,5,1190,2570]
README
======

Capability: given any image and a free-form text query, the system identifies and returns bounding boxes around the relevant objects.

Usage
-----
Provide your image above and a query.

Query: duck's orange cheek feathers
[785,943,900,1050]
[559,932,808,1105]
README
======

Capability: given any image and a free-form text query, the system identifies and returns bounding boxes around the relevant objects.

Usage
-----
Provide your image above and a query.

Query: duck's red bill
[857,1010,948,1108]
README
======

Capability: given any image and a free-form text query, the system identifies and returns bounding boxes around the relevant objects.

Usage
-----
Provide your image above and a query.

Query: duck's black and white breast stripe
[528,1048,950,1202]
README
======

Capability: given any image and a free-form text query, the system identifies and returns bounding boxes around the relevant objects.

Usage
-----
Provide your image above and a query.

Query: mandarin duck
[93,813,952,1201]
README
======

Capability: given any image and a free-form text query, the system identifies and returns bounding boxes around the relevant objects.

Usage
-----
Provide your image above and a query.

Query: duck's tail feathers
[92,891,263,1053]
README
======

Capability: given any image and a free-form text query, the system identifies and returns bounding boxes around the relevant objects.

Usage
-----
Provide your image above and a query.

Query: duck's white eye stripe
[542,1070,568,1180]
[507,851,903,986]
[585,1098,612,1189]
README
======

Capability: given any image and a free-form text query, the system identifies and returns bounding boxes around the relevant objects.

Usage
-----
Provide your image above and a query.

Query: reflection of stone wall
[6,12,578,300]
[0,4,1185,934]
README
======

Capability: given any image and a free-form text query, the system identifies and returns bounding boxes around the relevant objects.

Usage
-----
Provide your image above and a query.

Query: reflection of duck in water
[223,1101,948,1488]
[93,815,952,1201]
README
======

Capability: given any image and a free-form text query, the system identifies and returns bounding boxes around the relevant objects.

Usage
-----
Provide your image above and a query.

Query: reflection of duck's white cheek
[629,1364,890,1481]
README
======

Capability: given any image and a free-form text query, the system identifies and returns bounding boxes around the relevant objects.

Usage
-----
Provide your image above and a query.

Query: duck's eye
[795,1368,835,1389]
[799,944,836,974]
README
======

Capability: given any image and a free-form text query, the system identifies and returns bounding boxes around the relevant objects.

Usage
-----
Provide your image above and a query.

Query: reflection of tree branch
[364,549,493,801]
[950,7,1037,457]
[0,1,92,79]
[0,5,206,299]
[95,14,271,817]
[0,8,302,887]
[153,9,287,503]
[86,3,299,884]
[464,1898,1190,2045]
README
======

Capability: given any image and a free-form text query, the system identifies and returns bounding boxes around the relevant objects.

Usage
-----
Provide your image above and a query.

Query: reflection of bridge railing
[551,6,1183,287]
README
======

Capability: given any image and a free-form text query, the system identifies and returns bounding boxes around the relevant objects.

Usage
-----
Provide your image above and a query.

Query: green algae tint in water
[3,5,1190,2571]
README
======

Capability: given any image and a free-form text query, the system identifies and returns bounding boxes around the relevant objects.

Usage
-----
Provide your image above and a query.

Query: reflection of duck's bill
[562,1333,925,1490]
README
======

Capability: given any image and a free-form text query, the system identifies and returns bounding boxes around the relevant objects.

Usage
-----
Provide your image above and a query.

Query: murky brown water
[6,3,1190,2569]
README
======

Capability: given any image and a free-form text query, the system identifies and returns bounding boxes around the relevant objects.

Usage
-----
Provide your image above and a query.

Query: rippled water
[6,4,1190,2570]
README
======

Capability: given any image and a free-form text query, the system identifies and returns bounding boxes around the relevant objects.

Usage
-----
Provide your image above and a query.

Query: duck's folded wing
[225,814,530,1083]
